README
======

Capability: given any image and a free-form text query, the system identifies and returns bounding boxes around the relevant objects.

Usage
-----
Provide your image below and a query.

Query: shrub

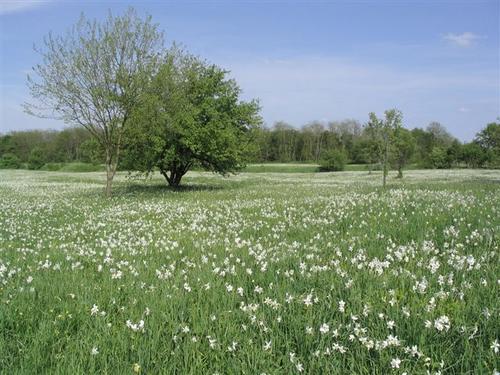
[40,163,64,171]
[28,147,46,170]
[461,142,489,168]
[0,153,21,169]
[319,149,347,172]
[430,147,449,169]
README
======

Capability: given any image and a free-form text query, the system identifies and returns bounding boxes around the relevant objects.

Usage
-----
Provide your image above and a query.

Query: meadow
[0,168,499,374]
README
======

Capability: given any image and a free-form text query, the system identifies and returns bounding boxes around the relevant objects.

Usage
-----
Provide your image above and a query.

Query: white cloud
[0,0,51,16]
[443,32,483,47]
[458,107,470,113]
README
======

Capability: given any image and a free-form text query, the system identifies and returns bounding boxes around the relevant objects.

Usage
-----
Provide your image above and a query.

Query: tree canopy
[124,48,261,187]
[25,8,164,196]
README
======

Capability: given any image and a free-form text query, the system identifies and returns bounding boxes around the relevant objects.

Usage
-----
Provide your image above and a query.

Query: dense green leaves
[125,48,261,186]
[319,149,348,172]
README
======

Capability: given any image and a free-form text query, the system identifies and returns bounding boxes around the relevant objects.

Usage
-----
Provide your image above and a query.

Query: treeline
[251,120,500,169]
[0,128,99,169]
[1,120,499,171]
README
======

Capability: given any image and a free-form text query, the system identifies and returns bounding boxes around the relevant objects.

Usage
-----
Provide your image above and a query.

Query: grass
[243,163,320,173]
[0,169,498,374]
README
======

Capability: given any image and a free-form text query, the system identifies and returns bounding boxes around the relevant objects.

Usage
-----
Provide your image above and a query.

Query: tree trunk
[160,162,191,188]
[105,157,117,197]
[397,164,403,178]
[383,138,389,187]
[104,147,119,197]
[105,165,114,197]
[383,162,387,187]
[103,130,122,197]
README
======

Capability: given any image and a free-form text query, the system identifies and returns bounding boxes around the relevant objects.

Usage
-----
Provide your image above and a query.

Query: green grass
[243,163,320,173]
[0,169,498,374]
[57,162,105,172]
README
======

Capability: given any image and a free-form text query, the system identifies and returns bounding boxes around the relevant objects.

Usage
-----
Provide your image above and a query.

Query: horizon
[0,0,499,141]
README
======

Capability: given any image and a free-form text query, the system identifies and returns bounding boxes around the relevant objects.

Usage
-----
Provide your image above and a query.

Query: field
[0,169,499,374]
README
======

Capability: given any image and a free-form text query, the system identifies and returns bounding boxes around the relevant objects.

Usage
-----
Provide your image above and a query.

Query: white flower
[126,319,145,332]
[434,315,450,332]
[303,293,313,306]
[91,304,99,316]
[319,323,330,334]
[91,347,99,355]
[339,300,346,313]
[491,339,500,354]
[390,357,401,369]
[263,340,272,351]
[207,336,217,349]
[26,276,33,284]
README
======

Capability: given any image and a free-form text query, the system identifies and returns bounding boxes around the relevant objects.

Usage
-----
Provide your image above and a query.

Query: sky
[0,0,498,141]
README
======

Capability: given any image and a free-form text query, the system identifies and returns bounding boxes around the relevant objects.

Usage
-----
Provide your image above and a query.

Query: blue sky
[0,0,498,141]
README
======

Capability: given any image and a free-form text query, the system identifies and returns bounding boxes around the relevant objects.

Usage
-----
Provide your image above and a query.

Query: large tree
[24,8,164,196]
[125,48,261,187]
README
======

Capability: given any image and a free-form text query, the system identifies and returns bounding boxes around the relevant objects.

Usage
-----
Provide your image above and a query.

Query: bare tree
[24,8,164,196]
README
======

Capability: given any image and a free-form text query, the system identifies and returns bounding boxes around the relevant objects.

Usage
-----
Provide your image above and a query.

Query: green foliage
[319,149,347,171]
[27,147,46,170]
[79,138,104,165]
[40,163,64,171]
[0,153,22,169]
[243,163,319,173]
[461,142,489,168]
[391,127,415,178]
[125,48,261,186]
[430,147,450,169]
[475,121,500,167]
[446,140,463,167]
[367,109,403,186]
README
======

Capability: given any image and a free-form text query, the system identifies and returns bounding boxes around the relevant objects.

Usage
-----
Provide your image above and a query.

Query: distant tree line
[250,120,500,170]
[1,120,499,172]
[0,128,99,170]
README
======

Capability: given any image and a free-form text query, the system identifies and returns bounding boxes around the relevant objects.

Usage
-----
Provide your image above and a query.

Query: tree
[429,147,448,168]
[475,121,500,167]
[125,49,261,187]
[461,142,489,168]
[28,147,46,170]
[367,109,403,187]
[475,122,500,149]
[24,8,164,196]
[391,127,415,178]
[319,149,347,172]
[0,153,21,169]
[445,140,463,168]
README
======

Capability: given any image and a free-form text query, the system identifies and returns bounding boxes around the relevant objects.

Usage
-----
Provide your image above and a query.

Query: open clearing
[0,169,499,373]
